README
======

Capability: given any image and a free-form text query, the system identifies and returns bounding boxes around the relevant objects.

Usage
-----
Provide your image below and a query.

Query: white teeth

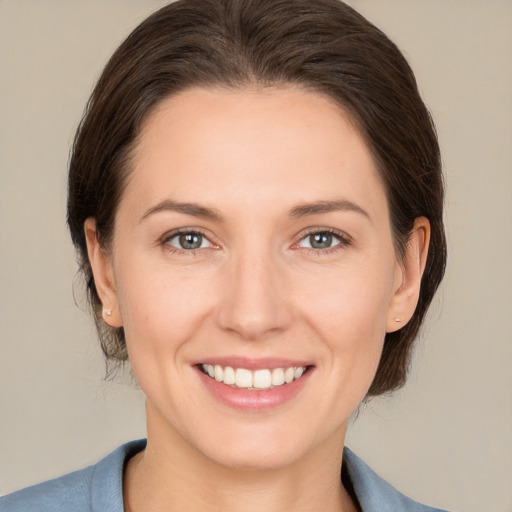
[235,368,253,388]
[294,367,304,379]
[223,366,235,385]
[253,369,272,389]
[271,368,285,386]
[201,364,307,389]
[214,365,223,382]
[284,367,295,383]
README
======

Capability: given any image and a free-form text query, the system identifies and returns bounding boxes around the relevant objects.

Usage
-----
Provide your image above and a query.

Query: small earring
[104,309,112,316]
[394,317,401,322]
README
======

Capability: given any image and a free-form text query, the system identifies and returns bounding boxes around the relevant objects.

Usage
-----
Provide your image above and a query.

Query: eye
[297,230,347,250]
[164,231,212,251]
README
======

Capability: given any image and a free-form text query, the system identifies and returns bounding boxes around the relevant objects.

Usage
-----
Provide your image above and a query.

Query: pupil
[311,233,331,249]
[179,233,201,249]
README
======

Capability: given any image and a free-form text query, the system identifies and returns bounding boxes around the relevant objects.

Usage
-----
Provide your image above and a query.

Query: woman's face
[88,87,421,470]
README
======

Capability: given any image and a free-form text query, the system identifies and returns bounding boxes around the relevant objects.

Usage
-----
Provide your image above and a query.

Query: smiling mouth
[199,364,309,390]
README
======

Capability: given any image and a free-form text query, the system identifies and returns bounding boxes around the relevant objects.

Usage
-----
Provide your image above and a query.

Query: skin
[85,86,430,512]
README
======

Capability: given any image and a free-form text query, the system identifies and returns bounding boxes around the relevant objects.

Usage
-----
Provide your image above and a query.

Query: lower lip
[196,367,312,412]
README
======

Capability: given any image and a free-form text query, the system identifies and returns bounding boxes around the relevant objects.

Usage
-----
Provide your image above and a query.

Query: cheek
[293,257,395,377]
[114,261,218,354]
[297,259,394,333]
[113,262,220,416]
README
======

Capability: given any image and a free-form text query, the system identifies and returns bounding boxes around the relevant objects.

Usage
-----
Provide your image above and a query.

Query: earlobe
[84,218,123,328]
[386,217,430,333]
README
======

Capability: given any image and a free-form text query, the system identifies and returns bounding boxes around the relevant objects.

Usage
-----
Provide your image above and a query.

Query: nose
[216,249,293,341]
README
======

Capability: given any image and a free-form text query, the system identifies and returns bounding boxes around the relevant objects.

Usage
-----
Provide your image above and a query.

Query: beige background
[0,1,511,510]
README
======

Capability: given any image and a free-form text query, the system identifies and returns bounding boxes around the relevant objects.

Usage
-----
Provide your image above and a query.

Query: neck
[123,404,358,512]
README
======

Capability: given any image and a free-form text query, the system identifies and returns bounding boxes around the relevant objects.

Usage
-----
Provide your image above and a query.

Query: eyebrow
[140,198,370,223]
[140,200,224,223]
[289,200,370,221]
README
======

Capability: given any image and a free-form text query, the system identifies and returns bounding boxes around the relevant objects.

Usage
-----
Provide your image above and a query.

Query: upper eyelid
[296,227,351,242]
[289,227,352,254]
[161,229,217,254]
[159,226,351,248]
[161,227,212,242]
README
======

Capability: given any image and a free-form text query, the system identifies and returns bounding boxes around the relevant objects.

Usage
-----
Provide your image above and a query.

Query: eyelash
[293,228,351,255]
[161,228,214,255]
[161,227,351,256]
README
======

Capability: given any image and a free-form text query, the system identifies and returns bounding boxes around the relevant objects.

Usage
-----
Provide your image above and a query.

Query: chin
[185,417,345,474]
[202,439,310,472]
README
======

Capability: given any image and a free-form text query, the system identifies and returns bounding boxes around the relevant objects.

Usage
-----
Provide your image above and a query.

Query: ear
[386,217,430,333]
[84,218,122,328]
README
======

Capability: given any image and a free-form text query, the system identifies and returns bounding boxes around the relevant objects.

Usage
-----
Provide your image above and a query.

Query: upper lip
[192,357,313,370]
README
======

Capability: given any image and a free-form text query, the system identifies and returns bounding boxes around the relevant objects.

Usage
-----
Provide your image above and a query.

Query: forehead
[123,86,386,218]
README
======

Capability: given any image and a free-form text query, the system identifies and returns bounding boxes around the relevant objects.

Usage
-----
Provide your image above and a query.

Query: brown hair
[67,0,446,395]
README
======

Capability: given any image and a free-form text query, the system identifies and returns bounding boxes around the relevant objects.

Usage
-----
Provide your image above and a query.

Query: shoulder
[0,465,95,512]
[343,447,452,512]
[0,439,146,512]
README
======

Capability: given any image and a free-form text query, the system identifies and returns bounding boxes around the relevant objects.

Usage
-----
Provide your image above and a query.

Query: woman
[1,0,448,510]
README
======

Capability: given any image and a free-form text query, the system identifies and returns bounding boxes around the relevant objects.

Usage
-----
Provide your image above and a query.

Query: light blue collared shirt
[0,439,450,511]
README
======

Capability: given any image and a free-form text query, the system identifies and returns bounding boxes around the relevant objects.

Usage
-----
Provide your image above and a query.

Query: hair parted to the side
[67,0,446,395]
